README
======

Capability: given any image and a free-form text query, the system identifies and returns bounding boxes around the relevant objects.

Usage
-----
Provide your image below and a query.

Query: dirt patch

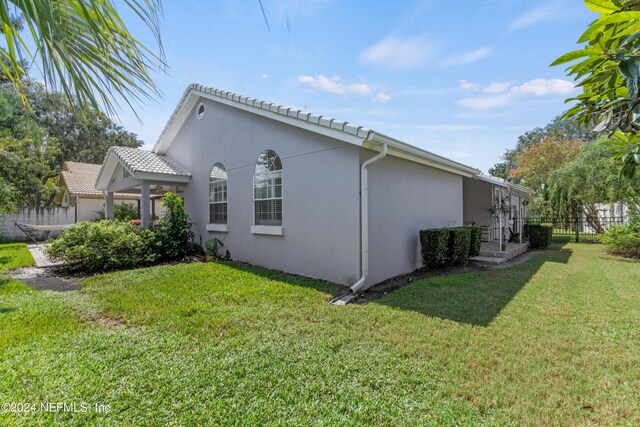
[351,249,548,304]
[7,267,81,292]
[81,313,127,329]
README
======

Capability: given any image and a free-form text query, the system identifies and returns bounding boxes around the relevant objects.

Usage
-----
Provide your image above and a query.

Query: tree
[0,82,141,209]
[547,142,640,231]
[552,0,640,177]
[1,82,141,164]
[510,138,586,190]
[0,176,18,217]
[0,134,62,209]
[0,0,165,117]
[489,116,595,181]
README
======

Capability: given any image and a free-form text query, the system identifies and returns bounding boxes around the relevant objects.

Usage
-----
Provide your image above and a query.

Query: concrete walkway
[27,244,65,268]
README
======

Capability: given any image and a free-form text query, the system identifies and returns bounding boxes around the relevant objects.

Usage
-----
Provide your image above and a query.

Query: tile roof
[154,84,374,152]
[60,161,139,198]
[109,146,191,177]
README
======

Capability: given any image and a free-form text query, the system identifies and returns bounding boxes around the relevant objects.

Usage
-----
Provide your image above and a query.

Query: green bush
[419,228,449,268]
[448,227,472,265]
[527,224,553,248]
[45,220,158,272]
[151,193,196,261]
[465,226,482,257]
[97,202,139,221]
[601,223,640,258]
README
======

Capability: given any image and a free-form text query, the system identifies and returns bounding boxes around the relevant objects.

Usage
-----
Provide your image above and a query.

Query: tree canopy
[489,116,595,181]
[553,0,640,177]
[0,82,142,209]
[547,141,640,223]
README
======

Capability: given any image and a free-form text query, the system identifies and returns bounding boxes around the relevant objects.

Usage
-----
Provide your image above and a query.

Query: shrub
[97,202,138,221]
[601,223,640,258]
[465,226,482,257]
[448,227,472,265]
[419,228,449,267]
[46,221,158,272]
[527,224,553,248]
[151,193,196,261]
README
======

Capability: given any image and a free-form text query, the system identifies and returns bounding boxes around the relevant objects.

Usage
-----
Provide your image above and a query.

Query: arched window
[254,149,282,226]
[209,163,227,224]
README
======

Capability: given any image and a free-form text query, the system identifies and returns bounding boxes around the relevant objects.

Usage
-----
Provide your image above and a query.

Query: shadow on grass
[374,247,573,327]
[0,256,11,267]
[0,307,15,314]
[216,260,339,296]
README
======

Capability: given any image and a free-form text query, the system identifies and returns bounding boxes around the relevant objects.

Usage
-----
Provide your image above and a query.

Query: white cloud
[511,78,574,96]
[457,93,516,110]
[297,75,373,96]
[457,79,479,91]
[483,82,512,94]
[457,78,575,111]
[442,47,492,66]
[373,92,392,103]
[359,35,439,71]
[261,73,269,79]
[509,5,561,30]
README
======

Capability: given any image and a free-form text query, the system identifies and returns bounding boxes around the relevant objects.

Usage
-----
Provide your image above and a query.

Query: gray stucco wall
[164,97,361,285]
[366,152,464,286]
[462,177,492,227]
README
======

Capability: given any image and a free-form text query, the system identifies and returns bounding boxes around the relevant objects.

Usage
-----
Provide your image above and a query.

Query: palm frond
[0,0,166,119]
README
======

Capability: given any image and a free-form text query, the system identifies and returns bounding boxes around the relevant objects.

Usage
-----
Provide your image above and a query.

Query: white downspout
[350,143,388,294]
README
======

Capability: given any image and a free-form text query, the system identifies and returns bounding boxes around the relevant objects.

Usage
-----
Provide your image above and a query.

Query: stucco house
[58,161,165,222]
[96,84,530,292]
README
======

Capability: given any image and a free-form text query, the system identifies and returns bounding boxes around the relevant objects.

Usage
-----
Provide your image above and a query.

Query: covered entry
[95,147,191,227]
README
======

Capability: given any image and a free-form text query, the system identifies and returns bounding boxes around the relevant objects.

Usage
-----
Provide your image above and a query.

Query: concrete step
[470,256,507,265]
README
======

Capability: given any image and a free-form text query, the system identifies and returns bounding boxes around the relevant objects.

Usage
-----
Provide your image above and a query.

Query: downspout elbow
[350,143,388,294]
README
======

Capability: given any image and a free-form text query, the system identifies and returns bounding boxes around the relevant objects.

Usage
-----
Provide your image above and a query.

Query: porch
[95,147,191,227]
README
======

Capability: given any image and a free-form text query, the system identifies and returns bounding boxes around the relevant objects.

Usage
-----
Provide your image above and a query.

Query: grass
[1,242,640,425]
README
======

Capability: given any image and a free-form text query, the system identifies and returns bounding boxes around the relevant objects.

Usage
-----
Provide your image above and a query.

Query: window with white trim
[254,149,282,226]
[209,163,227,224]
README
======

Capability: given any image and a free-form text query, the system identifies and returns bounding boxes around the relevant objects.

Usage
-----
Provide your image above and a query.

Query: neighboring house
[96,84,530,291]
[58,161,166,222]
[463,174,532,243]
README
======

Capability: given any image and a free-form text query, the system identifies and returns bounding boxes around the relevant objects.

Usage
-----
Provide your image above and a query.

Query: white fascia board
[133,172,191,183]
[473,174,509,188]
[107,176,142,193]
[154,94,199,154]
[95,155,120,190]
[368,133,481,177]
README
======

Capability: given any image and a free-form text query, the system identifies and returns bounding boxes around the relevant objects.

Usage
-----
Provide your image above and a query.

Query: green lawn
[1,242,639,425]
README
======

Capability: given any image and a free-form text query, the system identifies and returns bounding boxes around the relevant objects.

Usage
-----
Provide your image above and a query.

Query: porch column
[141,182,151,228]
[104,192,114,219]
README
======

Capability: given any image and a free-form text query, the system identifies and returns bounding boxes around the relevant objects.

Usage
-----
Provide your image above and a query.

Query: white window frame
[197,102,205,120]
[253,149,283,233]
[208,163,228,230]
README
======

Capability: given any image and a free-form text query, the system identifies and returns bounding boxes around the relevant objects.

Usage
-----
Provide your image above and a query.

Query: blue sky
[118,0,595,173]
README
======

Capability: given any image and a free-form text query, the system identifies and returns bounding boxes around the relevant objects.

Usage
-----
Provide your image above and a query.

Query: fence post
[575,217,579,243]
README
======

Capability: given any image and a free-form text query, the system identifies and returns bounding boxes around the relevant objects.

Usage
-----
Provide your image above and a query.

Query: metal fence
[526,216,627,242]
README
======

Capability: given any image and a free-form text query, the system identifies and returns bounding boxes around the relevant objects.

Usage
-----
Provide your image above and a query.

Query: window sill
[206,223,228,232]
[250,225,284,236]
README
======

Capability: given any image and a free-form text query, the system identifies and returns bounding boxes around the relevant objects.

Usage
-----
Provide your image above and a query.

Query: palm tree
[0,0,165,118]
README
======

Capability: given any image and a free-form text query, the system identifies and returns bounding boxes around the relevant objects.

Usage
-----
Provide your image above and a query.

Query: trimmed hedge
[466,226,482,257]
[419,228,449,268]
[448,227,472,265]
[420,227,474,268]
[527,224,553,248]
